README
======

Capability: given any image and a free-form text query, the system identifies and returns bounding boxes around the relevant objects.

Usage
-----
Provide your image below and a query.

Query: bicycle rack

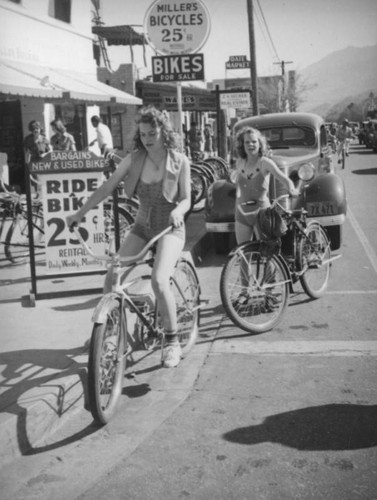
[24,155,122,306]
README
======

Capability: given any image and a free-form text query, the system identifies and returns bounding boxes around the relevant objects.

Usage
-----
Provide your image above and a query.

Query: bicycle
[71,225,201,425]
[0,179,44,264]
[220,194,341,334]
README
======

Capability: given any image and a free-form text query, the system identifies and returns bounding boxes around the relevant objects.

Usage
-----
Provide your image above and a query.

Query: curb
[0,218,212,468]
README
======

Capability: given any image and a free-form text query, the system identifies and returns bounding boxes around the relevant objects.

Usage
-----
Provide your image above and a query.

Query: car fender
[205,179,236,221]
[304,173,347,217]
[91,293,121,324]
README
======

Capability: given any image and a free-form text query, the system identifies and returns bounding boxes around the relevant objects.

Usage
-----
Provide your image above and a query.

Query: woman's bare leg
[151,233,184,333]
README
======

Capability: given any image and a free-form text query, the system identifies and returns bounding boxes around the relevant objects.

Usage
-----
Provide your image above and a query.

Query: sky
[99,0,377,83]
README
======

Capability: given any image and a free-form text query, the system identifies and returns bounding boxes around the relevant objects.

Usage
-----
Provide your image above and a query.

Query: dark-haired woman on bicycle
[67,106,191,368]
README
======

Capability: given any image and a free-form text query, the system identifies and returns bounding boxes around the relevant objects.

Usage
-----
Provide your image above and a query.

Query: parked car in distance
[205,112,347,252]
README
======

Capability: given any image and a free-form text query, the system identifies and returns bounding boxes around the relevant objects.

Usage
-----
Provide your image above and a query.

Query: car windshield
[260,126,316,149]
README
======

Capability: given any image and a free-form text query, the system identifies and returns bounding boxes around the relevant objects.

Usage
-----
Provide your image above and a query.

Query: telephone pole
[274,60,293,76]
[274,60,293,111]
[247,0,259,115]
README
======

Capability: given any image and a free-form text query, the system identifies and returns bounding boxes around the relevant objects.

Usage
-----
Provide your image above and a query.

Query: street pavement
[1,196,377,499]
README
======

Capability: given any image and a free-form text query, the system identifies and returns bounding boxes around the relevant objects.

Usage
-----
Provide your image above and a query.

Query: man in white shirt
[89,115,114,155]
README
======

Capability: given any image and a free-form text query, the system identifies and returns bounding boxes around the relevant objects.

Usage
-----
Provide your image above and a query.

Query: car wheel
[325,225,342,251]
[212,233,236,254]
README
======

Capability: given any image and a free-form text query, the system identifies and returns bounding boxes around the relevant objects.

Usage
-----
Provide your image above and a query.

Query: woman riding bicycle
[66,106,191,368]
[233,127,298,244]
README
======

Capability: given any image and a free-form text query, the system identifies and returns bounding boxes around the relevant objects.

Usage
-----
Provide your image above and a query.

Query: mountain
[298,44,377,119]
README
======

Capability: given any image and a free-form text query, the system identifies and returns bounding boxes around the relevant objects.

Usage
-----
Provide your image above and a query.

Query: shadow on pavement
[352,168,377,175]
[223,403,377,450]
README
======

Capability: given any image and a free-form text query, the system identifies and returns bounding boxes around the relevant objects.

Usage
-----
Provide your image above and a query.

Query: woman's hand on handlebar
[66,212,82,231]
[169,208,184,228]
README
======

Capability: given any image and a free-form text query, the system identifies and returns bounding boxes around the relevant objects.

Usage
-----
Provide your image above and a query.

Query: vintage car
[205,112,347,252]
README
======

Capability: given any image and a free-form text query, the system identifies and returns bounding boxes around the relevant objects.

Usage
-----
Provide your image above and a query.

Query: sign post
[144,0,211,150]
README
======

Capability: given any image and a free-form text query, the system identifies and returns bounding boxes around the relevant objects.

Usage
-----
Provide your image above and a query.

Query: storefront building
[0,0,141,192]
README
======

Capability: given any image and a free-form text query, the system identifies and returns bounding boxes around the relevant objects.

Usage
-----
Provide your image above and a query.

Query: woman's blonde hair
[235,126,269,159]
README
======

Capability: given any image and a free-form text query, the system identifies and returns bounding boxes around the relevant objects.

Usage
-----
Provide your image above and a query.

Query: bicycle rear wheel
[171,258,201,355]
[220,244,290,333]
[87,298,126,425]
[299,221,331,299]
[4,202,44,264]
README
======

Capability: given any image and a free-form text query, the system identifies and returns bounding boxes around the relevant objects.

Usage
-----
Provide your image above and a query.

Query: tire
[299,221,331,299]
[4,201,44,265]
[104,205,134,255]
[220,244,290,333]
[325,225,342,251]
[171,258,200,355]
[212,232,231,254]
[87,299,126,425]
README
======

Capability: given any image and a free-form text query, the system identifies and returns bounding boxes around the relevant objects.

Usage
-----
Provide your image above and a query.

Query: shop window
[49,0,71,23]
[102,114,123,151]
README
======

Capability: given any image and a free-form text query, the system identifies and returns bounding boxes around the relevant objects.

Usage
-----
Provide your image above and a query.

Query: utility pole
[274,60,293,76]
[274,60,293,111]
[247,0,259,115]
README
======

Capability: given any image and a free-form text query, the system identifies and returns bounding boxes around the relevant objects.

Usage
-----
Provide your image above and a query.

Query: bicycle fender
[91,293,120,324]
[228,241,260,257]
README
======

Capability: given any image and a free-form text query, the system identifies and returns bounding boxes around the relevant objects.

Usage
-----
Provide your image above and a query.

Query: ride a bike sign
[144,0,211,56]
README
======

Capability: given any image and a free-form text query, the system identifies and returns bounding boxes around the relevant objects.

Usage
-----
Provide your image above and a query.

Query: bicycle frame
[72,225,172,347]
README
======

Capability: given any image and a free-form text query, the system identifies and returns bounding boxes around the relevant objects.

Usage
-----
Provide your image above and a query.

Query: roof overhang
[0,59,142,105]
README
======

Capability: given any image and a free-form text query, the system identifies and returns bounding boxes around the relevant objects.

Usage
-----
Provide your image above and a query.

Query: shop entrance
[0,100,25,192]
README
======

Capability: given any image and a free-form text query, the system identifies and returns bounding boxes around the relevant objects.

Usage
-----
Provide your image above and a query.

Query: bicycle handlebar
[70,225,173,265]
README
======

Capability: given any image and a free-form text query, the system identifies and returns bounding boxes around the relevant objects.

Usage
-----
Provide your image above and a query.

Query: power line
[255,0,280,62]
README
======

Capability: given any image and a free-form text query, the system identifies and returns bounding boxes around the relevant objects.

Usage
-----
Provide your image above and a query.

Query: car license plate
[306,202,336,216]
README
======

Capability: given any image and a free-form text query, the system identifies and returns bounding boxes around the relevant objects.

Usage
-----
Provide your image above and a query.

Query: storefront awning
[0,60,142,105]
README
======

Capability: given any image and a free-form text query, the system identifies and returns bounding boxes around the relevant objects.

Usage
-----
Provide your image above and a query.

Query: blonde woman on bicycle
[67,106,191,368]
[233,126,298,244]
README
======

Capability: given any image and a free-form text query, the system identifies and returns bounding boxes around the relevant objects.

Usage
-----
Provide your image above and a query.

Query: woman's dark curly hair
[133,106,178,151]
[235,126,269,159]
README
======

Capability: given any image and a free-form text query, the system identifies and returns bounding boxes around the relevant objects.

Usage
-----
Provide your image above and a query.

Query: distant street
[2,140,377,500]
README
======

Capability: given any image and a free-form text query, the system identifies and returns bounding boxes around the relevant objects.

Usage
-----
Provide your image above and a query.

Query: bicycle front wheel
[87,298,126,425]
[220,244,290,334]
[299,221,331,299]
[171,258,201,355]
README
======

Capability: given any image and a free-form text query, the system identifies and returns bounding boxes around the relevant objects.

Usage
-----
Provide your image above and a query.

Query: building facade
[0,0,141,191]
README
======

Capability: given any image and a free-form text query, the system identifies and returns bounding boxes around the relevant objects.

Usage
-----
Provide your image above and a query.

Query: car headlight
[298,163,315,181]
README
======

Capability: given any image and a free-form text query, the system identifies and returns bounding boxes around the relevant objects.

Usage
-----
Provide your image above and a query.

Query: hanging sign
[220,92,251,109]
[152,53,204,82]
[144,0,211,55]
[29,151,106,274]
[226,55,250,70]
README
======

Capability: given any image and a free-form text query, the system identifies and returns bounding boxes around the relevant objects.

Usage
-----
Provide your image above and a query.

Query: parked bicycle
[71,225,201,424]
[0,180,44,264]
[220,194,341,334]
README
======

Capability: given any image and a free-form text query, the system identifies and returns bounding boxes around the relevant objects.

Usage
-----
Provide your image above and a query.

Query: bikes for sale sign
[29,151,107,274]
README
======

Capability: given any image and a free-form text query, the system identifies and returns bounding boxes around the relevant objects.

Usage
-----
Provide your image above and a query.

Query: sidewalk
[0,211,213,467]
